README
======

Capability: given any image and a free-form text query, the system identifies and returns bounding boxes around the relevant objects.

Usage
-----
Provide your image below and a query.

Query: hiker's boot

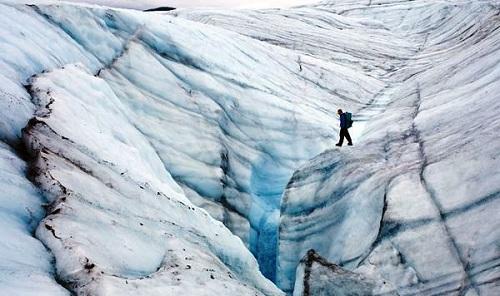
[348,143,353,146]
[335,143,342,147]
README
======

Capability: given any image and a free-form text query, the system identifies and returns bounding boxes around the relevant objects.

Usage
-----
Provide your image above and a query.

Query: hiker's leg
[345,129,353,145]
[338,129,345,146]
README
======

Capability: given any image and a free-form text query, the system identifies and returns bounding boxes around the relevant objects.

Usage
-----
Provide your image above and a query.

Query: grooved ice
[0,1,499,295]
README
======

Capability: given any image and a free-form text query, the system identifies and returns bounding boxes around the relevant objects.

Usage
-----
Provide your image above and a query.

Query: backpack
[345,112,353,128]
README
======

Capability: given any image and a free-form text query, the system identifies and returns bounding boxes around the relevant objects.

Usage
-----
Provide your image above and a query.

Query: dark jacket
[339,113,348,129]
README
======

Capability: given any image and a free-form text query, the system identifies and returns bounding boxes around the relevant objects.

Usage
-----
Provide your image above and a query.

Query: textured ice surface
[275,1,500,294]
[176,5,416,76]
[0,141,69,295]
[1,0,499,295]
[0,2,334,294]
[84,4,380,281]
[0,1,378,293]
[22,64,281,295]
[293,250,382,296]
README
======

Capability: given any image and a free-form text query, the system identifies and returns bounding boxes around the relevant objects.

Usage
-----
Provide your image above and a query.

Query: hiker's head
[337,109,343,115]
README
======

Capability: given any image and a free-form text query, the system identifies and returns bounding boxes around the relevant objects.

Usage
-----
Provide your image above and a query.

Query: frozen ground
[0,0,499,295]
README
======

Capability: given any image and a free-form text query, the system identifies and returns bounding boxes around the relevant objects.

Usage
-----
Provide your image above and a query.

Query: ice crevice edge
[18,64,283,295]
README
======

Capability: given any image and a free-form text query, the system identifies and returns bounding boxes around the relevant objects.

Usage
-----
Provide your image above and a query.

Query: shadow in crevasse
[249,154,292,283]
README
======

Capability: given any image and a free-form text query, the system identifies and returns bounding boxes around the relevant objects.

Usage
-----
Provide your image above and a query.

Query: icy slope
[0,4,99,294]
[0,2,382,294]
[175,5,417,75]
[277,1,500,295]
[22,64,280,295]
[0,142,68,295]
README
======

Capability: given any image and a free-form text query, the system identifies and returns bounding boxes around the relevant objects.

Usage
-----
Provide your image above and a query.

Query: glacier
[0,0,500,295]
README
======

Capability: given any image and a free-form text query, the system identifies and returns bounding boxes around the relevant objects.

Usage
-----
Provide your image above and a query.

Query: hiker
[336,109,353,147]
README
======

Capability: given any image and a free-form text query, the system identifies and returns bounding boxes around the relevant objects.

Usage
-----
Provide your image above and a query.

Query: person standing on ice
[336,109,353,147]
